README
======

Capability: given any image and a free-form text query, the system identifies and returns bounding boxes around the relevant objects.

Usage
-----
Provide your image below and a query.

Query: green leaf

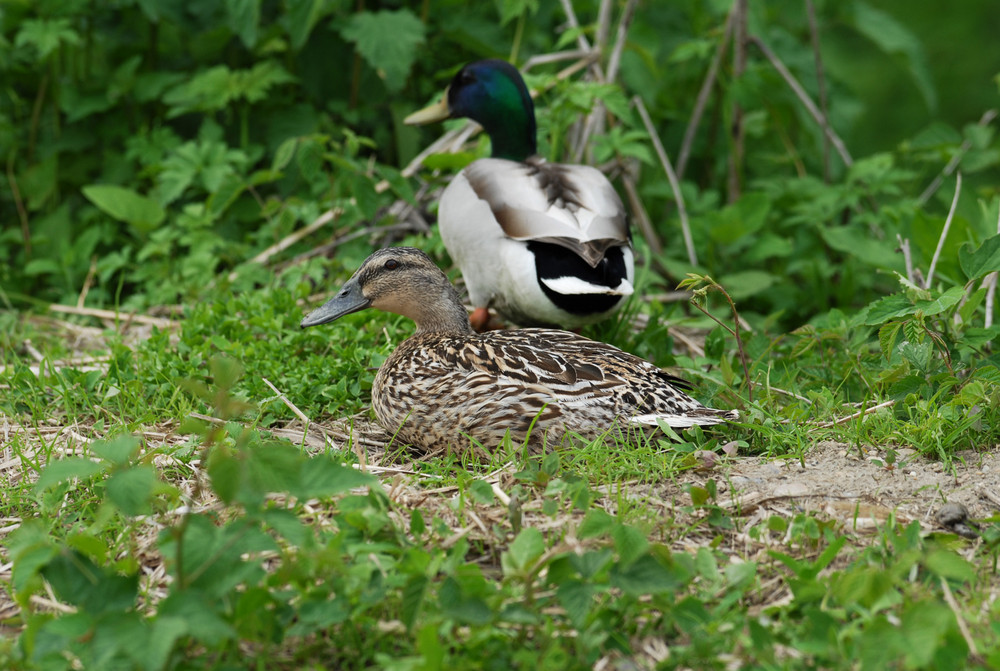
[340,10,426,93]
[923,549,976,582]
[611,554,681,596]
[401,575,428,630]
[106,466,157,516]
[15,18,81,60]
[612,524,648,565]
[82,184,166,233]
[851,2,936,111]
[503,528,545,573]
[577,508,616,538]
[296,457,374,498]
[959,234,1000,280]
[821,225,900,270]
[557,580,596,629]
[90,435,141,466]
[717,270,775,301]
[225,0,260,48]
[42,551,139,615]
[34,457,105,492]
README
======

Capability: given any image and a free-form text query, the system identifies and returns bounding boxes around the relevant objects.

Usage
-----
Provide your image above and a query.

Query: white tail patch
[540,276,634,296]
[629,409,738,428]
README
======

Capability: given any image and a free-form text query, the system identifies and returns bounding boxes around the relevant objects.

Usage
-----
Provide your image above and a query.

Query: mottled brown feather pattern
[301,248,737,455]
[372,328,735,453]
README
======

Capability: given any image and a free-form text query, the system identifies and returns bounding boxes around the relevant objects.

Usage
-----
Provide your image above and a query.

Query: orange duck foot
[469,307,505,332]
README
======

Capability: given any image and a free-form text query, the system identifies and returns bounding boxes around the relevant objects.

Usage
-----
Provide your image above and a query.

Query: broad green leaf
[90,435,141,466]
[612,524,648,565]
[611,554,681,596]
[556,580,596,629]
[577,508,615,538]
[225,0,260,49]
[34,457,105,492]
[503,527,545,573]
[14,18,81,60]
[82,184,165,233]
[42,551,139,615]
[296,457,374,498]
[400,575,428,630]
[821,225,899,269]
[959,233,1000,280]
[284,0,329,49]
[106,466,157,516]
[922,549,976,582]
[717,270,775,301]
[340,10,426,93]
[862,294,917,325]
[851,2,936,110]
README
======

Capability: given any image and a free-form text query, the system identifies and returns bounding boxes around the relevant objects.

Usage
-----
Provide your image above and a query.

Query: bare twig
[634,96,697,266]
[728,0,748,202]
[896,234,915,284]
[918,109,998,205]
[939,577,980,658]
[749,35,853,167]
[678,6,735,179]
[621,171,663,255]
[925,173,962,289]
[985,205,1000,329]
[805,0,831,182]
[816,400,896,428]
[76,256,98,309]
[48,304,177,329]
[228,208,343,281]
[6,153,31,258]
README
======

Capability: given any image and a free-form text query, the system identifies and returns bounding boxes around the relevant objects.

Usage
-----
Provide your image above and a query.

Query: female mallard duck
[404,59,634,329]
[301,248,735,454]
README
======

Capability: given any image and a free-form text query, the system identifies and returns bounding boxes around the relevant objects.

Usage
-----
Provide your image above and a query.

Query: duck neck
[412,281,475,335]
[470,76,536,161]
[484,106,536,161]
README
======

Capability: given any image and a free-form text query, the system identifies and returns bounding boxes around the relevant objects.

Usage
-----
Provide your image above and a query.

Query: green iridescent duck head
[405,59,537,161]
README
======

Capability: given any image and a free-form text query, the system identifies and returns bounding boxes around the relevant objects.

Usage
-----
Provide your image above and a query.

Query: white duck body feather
[439,156,635,327]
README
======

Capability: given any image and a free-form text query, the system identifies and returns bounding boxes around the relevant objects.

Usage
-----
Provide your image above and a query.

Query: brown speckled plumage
[301,248,737,454]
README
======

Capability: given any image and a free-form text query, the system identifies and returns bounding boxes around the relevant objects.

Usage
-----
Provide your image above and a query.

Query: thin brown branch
[678,7,735,179]
[805,0,831,182]
[896,234,915,284]
[6,153,31,258]
[48,304,177,329]
[749,35,853,167]
[939,577,980,659]
[727,0,748,203]
[76,256,98,309]
[925,173,961,289]
[918,109,998,205]
[633,96,697,266]
[815,400,896,428]
[621,171,663,255]
[228,207,343,281]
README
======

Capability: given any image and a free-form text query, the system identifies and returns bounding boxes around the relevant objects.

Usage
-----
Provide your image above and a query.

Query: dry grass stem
[621,172,663,255]
[48,304,177,330]
[805,0,831,182]
[633,96,698,266]
[918,109,998,205]
[939,576,980,658]
[816,399,896,428]
[677,5,735,179]
[749,35,853,168]
[925,172,962,289]
[896,233,915,283]
[228,207,343,281]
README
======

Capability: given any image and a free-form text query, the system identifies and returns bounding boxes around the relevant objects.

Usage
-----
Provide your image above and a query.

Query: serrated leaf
[557,580,596,629]
[878,321,904,360]
[611,554,681,596]
[612,524,648,565]
[90,435,141,466]
[82,185,165,233]
[296,457,374,498]
[15,18,81,60]
[34,457,105,492]
[106,466,157,516]
[577,508,616,538]
[503,528,544,573]
[340,10,426,92]
[225,0,259,48]
[959,234,1000,280]
[851,2,936,110]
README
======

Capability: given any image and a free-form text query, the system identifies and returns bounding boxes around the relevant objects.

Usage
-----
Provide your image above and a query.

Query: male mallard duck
[300,248,735,453]
[405,59,634,329]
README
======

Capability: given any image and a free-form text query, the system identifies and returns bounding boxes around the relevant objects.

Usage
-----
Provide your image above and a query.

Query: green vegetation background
[2,0,1000,669]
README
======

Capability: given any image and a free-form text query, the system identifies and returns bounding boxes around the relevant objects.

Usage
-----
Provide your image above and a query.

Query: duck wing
[463,157,628,268]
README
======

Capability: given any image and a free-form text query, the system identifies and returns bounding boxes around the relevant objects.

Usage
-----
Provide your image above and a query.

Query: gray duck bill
[300,278,370,328]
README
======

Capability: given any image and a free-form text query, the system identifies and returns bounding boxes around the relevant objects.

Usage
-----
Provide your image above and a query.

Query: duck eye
[384,259,399,270]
